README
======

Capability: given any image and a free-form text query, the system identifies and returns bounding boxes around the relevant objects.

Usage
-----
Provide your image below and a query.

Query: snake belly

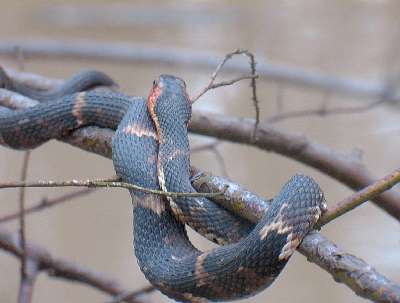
[113,75,327,302]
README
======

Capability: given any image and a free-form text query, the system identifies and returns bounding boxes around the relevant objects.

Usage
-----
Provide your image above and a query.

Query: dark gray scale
[112,75,326,302]
[0,91,134,149]
[0,68,117,102]
[155,77,253,244]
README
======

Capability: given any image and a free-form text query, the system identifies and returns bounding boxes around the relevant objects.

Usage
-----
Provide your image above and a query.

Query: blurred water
[0,1,399,302]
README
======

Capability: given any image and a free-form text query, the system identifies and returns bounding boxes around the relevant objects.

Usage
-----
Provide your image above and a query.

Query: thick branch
[0,39,397,102]
[300,232,400,303]
[190,112,400,220]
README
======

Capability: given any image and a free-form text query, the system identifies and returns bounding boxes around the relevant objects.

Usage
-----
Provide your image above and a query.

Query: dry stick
[0,179,226,199]
[318,167,400,227]
[18,151,33,303]
[18,151,30,276]
[191,49,260,138]
[1,72,400,302]
[105,285,156,303]
[17,259,38,303]
[267,99,385,123]
[0,188,95,224]
[0,230,149,303]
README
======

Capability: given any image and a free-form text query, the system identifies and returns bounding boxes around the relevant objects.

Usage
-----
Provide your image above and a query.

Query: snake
[0,70,327,302]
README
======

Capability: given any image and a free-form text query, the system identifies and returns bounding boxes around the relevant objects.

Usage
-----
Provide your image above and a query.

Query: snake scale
[0,70,327,302]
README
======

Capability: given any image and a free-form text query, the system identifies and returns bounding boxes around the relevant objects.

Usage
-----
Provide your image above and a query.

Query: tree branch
[300,232,400,303]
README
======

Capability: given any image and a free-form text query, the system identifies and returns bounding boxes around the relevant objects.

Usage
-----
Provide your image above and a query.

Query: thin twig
[0,178,226,198]
[18,259,38,303]
[0,188,95,224]
[191,49,260,140]
[191,50,258,103]
[105,285,156,303]
[243,49,260,140]
[18,151,30,279]
[318,167,400,227]
[267,99,384,123]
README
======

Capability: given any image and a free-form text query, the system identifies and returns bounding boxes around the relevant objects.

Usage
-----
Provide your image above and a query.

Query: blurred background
[0,0,399,302]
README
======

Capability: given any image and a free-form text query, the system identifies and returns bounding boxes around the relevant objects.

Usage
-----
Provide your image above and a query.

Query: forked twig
[191,49,260,139]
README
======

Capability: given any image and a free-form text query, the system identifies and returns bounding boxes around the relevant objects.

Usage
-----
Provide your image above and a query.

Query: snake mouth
[147,79,163,132]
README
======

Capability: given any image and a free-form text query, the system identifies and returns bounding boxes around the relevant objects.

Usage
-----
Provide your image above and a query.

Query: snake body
[0,71,327,302]
[0,67,116,102]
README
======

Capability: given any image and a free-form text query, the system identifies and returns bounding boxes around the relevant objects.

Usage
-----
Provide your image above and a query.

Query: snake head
[147,75,192,129]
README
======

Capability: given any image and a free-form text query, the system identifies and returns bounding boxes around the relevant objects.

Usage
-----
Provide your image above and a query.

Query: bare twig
[191,49,257,102]
[0,178,226,198]
[18,151,30,279]
[0,39,397,102]
[105,285,156,303]
[318,167,400,226]
[267,99,384,123]
[18,259,38,303]
[191,49,260,139]
[192,74,257,103]
[0,188,95,224]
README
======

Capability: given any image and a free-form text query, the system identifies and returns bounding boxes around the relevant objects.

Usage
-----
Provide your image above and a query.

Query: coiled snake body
[0,71,326,302]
